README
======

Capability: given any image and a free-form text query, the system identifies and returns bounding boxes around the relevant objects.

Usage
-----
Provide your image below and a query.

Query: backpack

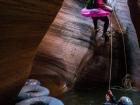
[86,0,94,9]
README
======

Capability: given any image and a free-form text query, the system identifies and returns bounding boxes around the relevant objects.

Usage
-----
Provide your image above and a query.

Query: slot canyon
[0,0,140,105]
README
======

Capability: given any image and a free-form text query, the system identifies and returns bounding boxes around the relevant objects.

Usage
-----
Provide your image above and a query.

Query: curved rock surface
[30,0,134,93]
[0,0,140,104]
[0,0,63,104]
[128,0,140,90]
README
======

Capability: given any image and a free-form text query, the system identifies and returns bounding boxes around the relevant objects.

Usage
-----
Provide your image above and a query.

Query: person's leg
[101,16,109,34]
[92,17,98,30]
[100,16,109,42]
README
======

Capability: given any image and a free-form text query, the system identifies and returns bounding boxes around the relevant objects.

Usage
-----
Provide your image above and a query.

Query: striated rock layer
[0,0,63,104]
[30,0,129,93]
[30,0,95,95]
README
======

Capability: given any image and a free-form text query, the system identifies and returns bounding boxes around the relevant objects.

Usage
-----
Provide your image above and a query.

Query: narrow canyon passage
[1,0,140,104]
[30,0,128,95]
[29,0,140,104]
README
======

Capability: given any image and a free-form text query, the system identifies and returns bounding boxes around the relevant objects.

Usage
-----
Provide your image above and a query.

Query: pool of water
[60,88,140,105]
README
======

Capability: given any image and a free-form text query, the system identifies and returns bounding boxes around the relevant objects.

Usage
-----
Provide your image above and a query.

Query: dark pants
[92,16,109,34]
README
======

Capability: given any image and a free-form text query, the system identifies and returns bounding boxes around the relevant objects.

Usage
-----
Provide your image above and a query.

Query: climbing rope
[109,8,134,90]
[114,9,128,75]
[108,15,113,90]
[114,9,134,89]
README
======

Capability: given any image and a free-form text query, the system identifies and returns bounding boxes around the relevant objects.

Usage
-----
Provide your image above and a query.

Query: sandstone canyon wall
[30,0,140,93]
[0,0,63,104]
[0,0,140,104]
[128,0,140,89]
[30,0,130,92]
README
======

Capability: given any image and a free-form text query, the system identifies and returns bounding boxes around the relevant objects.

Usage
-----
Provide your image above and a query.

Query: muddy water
[60,88,140,105]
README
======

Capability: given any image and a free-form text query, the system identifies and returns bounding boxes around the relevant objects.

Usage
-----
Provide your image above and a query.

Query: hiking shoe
[93,28,100,33]
[103,33,109,42]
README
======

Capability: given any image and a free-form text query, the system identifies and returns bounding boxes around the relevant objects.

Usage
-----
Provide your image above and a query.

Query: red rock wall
[30,0,93,95]
[30,0,128,92]
[0,0,63,104]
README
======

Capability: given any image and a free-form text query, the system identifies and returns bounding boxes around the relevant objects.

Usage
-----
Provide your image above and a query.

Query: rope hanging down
[114,9,128,75]
[114,10,134,89]
[108,15,113,90]
[108,9,133,90]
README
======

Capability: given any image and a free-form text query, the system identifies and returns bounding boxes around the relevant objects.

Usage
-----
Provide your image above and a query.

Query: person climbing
[103,90,134,105]
[103,90,117,105]
[86,0,112,42]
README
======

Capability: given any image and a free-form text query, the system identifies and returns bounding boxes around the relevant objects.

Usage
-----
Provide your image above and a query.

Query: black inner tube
[27,91,38,93]
[30,101,48,105]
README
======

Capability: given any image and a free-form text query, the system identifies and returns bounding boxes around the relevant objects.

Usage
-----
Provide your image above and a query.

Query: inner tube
[25,79,41,86]
[81,8,111,17]
[18,85,50,100]
[118,96,133,105]
[16,96,64,105]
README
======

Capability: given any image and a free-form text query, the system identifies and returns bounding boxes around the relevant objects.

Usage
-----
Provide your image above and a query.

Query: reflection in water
[60,88,140,105]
